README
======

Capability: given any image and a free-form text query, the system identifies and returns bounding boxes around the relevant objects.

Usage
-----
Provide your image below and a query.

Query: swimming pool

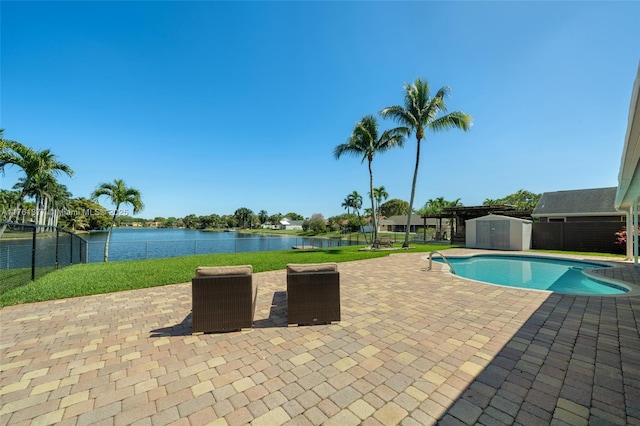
[432,254,629,295]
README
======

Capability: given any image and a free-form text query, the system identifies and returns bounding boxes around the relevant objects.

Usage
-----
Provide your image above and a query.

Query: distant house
[121,222,143,227]
[261,222,281,230]
[384,215,426,233]
[532,187,624,223]
[361,217,395,233]
[280,219,303,230]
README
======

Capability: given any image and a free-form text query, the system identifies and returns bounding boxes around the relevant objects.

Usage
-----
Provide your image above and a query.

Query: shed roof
[467,214,532,223]
[532,187,619,217]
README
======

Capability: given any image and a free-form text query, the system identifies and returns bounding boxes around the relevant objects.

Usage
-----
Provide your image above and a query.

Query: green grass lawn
[0,243,452,307]
[1,243,626,308]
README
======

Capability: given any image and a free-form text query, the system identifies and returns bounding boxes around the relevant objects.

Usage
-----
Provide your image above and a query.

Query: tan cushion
[196,265,252,277]
[286,263,338,273]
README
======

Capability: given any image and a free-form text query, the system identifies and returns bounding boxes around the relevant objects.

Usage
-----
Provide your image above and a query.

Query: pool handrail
[427,251,456,275]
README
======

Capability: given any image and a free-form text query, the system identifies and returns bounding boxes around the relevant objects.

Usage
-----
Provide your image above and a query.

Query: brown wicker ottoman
[286,263,340,325]
[191,265,257,333]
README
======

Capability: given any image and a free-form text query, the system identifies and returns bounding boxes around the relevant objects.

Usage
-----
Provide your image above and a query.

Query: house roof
[386,215,426,226]
[532,187,620,217]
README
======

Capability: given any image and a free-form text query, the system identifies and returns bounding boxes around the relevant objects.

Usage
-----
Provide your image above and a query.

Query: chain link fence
[0,223,87,294]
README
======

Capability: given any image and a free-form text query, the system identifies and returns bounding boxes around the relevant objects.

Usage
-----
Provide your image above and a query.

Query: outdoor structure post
[635,201,639,266]
[625,207,633,261]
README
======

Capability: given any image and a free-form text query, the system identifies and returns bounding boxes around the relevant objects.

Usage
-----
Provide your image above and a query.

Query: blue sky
[2,1,639,220]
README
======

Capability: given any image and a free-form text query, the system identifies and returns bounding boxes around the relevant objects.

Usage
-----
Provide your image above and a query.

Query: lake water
[82,228,351,263]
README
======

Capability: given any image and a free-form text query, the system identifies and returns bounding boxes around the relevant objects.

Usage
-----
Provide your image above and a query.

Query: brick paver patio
[1,250,639,425]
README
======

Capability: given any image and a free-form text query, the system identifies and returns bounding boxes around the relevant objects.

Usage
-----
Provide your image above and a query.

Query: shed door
[476,220,510,250]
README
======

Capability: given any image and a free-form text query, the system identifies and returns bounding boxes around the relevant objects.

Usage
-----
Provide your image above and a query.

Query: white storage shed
[465,214,532,251]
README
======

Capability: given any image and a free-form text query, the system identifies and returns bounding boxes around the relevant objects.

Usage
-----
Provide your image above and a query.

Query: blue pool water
[433,255,629,295]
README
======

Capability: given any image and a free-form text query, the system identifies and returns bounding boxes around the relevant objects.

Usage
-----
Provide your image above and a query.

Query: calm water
[435,255,628,295]
[82,228,349,263]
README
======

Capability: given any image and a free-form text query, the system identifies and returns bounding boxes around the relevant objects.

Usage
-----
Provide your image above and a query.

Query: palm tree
[0,189,21,212]
[347,190,365,241]
[380,78,472,247]
[0,138,74,237]
[14,174,70,230]
[371,186,389,236]
[91,179,144,262]
[420,196,445,216]
[64,212,89,232]
[334,115,407,243]
[341,194,357,233]
[372,186,389,212]
[341,196,352,216]
[234,207,254,229]
[47,183,72,230]
[258,210,268,225]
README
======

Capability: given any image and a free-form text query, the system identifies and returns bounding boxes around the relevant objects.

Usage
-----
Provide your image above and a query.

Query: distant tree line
[1,128,540,240]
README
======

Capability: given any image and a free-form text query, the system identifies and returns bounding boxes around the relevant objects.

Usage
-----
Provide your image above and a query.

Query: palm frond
[429,112,473,132]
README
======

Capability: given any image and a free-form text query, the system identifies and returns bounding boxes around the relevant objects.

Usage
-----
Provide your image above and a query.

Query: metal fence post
[55,227,60,270]
[31,225,36,281]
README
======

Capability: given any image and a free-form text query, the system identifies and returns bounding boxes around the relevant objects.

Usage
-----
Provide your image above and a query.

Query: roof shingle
[532,187,619,217]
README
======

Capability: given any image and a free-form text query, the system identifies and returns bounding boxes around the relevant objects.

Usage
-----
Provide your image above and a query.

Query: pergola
[614,63,640,264]
[422,205,532,244]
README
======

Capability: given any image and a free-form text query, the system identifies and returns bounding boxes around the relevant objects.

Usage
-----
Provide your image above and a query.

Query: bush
[615,228,638,251]
[304,213,327,233]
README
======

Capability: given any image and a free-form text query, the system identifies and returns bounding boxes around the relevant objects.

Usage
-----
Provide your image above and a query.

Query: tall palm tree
[342,190,365,239]
[91,179,144,262]
[258,210,268,225]
[371,186,389,236]
[349,190,364,238]
[372,186,389,213]
[14,173,55,230]
[334,115,407,243]
[0,138,74,237]
[341,196,352,216]
[381,78,472,247]
[234,207,254,229]
[47,183,72,230]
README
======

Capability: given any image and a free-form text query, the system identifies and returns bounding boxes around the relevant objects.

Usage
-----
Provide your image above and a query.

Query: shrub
[304,213,327,233]
[615,228,638,249]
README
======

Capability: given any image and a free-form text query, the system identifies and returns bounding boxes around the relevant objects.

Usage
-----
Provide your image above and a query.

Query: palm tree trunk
[354,208,369,245]
[404,138,422,248]
[104,208,119,262]
[104,226,112,262]
[368,159,377,244]
[40,197,48,231]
